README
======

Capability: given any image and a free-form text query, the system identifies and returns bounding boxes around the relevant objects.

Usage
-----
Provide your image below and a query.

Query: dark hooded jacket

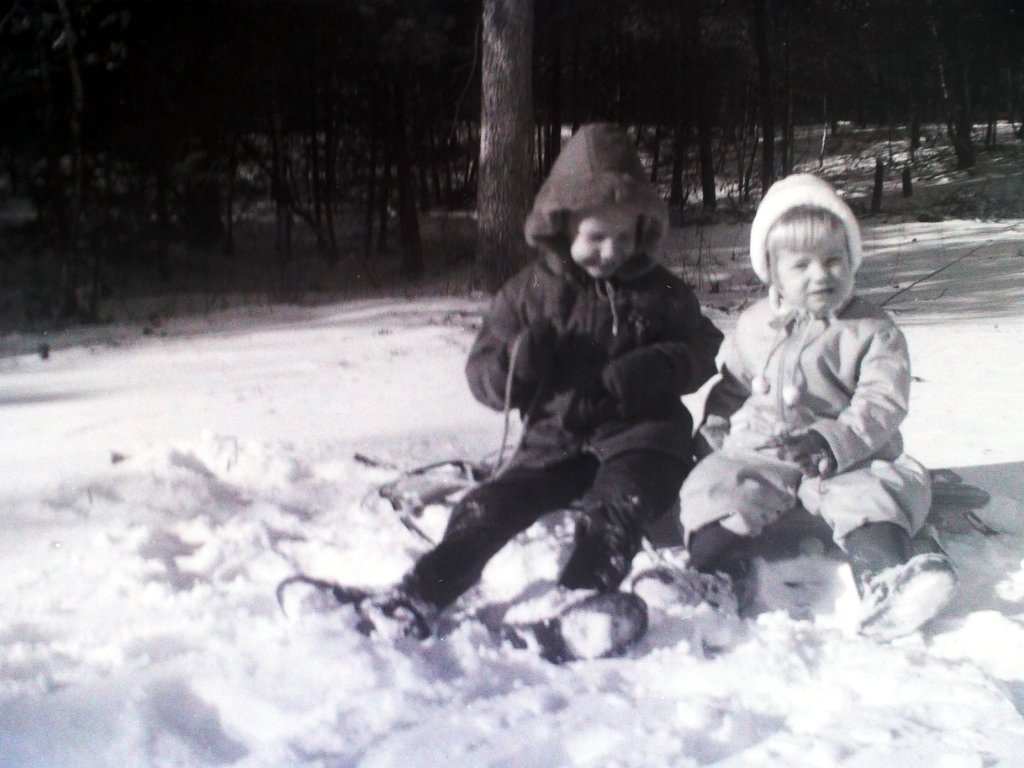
[466,124,723,468]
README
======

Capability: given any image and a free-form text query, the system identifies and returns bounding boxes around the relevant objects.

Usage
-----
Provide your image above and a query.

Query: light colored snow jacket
[701,294,912,472]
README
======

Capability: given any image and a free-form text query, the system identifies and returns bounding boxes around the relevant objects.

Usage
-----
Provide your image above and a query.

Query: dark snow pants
[410,450,689,609]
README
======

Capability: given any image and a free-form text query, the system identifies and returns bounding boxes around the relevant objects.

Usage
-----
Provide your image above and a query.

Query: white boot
[858,552,957,640]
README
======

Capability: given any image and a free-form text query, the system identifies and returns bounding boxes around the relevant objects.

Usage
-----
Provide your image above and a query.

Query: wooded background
[1,0,1021,324]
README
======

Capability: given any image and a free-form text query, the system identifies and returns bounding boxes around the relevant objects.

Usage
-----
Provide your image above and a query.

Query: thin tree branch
[0,1,19,35]
[881,222,1024,307]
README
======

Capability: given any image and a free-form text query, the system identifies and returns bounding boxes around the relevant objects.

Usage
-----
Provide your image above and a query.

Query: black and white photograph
[1,0,1023,765]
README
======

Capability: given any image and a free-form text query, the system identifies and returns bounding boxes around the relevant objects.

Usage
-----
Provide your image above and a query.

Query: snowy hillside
[2,218,1024,766]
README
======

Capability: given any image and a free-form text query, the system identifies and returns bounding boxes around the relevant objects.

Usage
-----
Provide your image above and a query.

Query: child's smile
[570,207,638,278]
[770,229,853,316]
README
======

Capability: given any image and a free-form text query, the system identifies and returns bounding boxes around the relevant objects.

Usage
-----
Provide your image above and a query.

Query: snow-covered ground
[2,218,1024,767]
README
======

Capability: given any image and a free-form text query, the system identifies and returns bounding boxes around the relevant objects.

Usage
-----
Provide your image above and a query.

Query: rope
[881,242,989,307]
[494,334,523,473]
[363,330,530,544]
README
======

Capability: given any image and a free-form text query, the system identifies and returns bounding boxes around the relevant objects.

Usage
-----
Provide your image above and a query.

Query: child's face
[771,228,853,316]
[569,208,637,278]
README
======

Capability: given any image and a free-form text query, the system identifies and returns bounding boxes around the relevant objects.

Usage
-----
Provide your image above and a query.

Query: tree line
[1,0,1021,321]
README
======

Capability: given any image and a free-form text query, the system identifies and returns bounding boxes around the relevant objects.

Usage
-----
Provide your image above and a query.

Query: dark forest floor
[1,123,1022,334]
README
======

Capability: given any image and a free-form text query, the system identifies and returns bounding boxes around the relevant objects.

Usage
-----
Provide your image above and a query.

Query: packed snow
[2,218,1024,767]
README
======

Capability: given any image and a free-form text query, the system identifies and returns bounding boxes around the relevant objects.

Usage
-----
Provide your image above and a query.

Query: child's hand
[779,430,836,478]
[513,319,558,383]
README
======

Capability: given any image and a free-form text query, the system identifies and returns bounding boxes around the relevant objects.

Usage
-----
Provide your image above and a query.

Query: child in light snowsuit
[680,173,956,639]
[380,123,723,636]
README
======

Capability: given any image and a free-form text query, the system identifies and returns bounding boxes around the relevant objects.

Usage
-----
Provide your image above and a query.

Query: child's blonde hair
[765,206,849,263]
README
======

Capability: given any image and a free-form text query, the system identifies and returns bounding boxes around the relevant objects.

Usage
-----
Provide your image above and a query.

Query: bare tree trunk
[670,4,690,212]
[984,107,997,150]
[927,6,975,169]
[57,0,85,319]
[650,124,663,184]
[270,104,294,299]
[909,99,921,158]
[540,127,549,179]
[363,134,378,259]
[780,32,794,177]
[416,144,431,213]
[392,81,423,281]
[669,120,689,209]
[569,3,581,128]
[870,158,884,214]
[309,83,325,253]
[818,95,828,167]
[753,0,775,193]
[465,120,479,192]
[442,130,455,207]
[545,0,562,177]
[155,164,172,281]
[612,10,625,124]
[1005,67,1021,139]
[4,135,17,195]
[321,80,339,262]
[377,153,392,254]
[697,115,716,212]
[478,0,534,292]
[427,129,444,208]
[739,86,759,197]
[681,0,715,212]
[743,120,760,202]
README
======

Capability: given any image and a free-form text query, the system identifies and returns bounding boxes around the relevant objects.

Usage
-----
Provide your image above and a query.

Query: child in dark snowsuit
[680,174,956,639]
[381,123,723,634]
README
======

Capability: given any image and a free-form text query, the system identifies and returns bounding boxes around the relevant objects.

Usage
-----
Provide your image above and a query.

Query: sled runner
[370,459,992,633]
[275,575,380,637]
[276,460,1001,656]
[365,457,989,523]
[358,452,687,548]
[356,454,493,545]
[276,573,649,663]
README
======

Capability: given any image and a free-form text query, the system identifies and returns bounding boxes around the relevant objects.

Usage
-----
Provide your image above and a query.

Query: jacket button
[752,376,769,395]
[782,384,800,405]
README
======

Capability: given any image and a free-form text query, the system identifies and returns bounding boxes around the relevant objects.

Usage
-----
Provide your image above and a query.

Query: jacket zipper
[577,286,598,453]
[775,323,791,430]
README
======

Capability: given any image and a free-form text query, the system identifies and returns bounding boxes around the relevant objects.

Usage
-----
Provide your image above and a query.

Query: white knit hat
[749,173,862,284]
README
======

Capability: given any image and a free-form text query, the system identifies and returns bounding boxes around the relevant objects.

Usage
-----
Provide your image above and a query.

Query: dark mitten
[512,319,558,385]
[566,387,618,432]
[602,347,677,418]
[686,521,745,574]
[778,430,837,478]
[558,517,637,592]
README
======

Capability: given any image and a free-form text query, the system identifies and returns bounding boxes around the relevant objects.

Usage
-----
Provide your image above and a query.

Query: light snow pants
[680,447,932,549]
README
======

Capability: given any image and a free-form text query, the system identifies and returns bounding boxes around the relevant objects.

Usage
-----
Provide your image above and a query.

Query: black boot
[687,521,746,576]
[844,522,957,640]
[683,521,753,611]
[844,522,913,595]
[559,516,637,592]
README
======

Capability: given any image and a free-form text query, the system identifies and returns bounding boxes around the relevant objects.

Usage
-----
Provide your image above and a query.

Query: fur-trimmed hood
[524,123,668,263]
